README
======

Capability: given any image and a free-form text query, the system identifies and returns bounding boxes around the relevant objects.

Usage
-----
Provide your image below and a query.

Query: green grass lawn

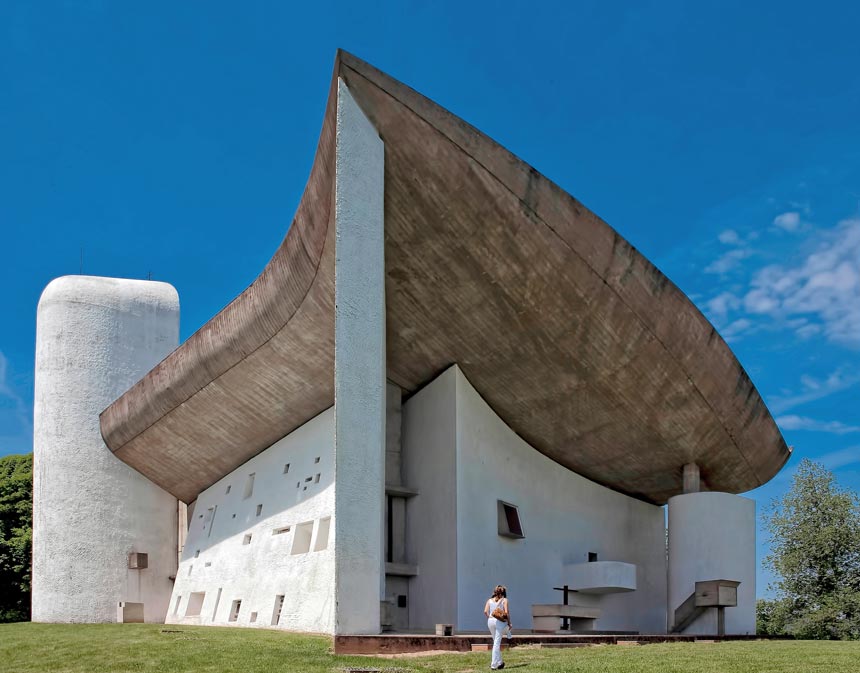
[1,624,858,673]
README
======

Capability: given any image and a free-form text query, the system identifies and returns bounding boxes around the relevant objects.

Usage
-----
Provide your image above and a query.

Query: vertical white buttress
[333,78,386,634]
[32,276,180,623]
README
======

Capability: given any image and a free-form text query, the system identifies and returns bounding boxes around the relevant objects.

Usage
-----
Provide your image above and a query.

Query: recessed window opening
[256,504,263,517]
[304,476,313,482]
[205,506,217,539]
[314,473,321,484]
[194,550,200,558]
[314,456,320,464]
[271,595,285,626]
[228,599,242,622]
[250,611,258,623]
[497,500,525,539]
[185,591,205,617]
[273,526,291,535]
[188,564,193,576]
[283,463,290,474]
[314,517,331,552]
[211,587,222,622]
[205,561,212,567]
[225,485,231,494]
[243,534,252,545]
[243,473,256,500]
[173,595,182,615]
[588,552,599,562]
[291,521,314,555]
[296,482,301,488]
[232,513,236,518]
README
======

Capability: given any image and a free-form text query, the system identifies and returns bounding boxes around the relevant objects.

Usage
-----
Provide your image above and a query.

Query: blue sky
[2,1,858,597]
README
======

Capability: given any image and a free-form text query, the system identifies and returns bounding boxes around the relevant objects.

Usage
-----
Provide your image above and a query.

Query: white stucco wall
[667,492,756,635]
[333,77,386,635]
[400,365,667,633]
[32,275,179,623]
[167,409,336,633]
[453,367,668,633]
[402,368,458,629]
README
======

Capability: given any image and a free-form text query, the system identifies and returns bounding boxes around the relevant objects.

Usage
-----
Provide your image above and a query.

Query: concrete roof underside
[100,51,790,505]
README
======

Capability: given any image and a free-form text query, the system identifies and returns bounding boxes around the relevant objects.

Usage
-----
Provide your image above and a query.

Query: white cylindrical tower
[32,275,180,623]
[667,492,756,635]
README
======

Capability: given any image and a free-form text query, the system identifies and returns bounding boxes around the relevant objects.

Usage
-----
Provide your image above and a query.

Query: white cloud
[773,211,801,231]
[718,229,741,245]
[742,219,860,346]
[706,291,741,320]
[769,367,860,414]
[704,248,754,274]
[818,446,860,470]
[776,415,860,434]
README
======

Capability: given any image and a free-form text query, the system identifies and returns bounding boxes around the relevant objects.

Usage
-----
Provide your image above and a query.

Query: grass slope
[1,624,859,673]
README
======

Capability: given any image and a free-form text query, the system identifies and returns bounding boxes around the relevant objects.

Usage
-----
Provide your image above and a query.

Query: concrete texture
[100,51,789,507]
[32,275,179,623]
[167,409,335,633]
[667,492,756,635]
[333,78,386,635]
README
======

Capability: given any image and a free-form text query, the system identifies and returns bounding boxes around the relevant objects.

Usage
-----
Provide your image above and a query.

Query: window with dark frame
[497,500,525,539]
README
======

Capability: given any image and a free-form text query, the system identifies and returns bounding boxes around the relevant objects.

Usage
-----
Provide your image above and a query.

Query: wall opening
[588,551,599,562]
[272,526,291,535]
[497,500,525,539]
[291,521,314,555]
[185,592,205,617]
[283,463,290,474]
[314,473,321,484]
[242,534,252,545]
[211,587,222,622]
[228,599,242,622]
[256,504,263,517]
[173,595,182,615]
[243,473,256,500]
[314,517,331,551]
[250,611,258,623]
[225,485,231,494]
[271,594,285,626]
[205,506,217,539]
[314,456,320,464]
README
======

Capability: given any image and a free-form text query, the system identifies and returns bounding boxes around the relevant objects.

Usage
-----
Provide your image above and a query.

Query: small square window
[256,504,263,517]
[314,457,320,464]
[283,463,290,474]
[250,611,258,623]
[588,552,599,562]
[497,500,525,539]
[314,473,321,484]
[194,550,200,558]
[242,534,252,545]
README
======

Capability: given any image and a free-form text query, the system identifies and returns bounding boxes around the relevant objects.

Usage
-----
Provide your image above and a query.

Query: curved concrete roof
[100,51,790,505]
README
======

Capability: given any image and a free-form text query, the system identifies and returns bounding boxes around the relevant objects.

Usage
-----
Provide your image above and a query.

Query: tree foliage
[0,453,32,622]
[759,458,860,639]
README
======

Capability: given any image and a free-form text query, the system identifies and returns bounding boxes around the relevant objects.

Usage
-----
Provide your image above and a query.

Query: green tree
[759,458,860,639]
[0,453,32,622]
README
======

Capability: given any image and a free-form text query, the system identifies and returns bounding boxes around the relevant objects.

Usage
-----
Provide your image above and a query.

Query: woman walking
[483,584,512,670]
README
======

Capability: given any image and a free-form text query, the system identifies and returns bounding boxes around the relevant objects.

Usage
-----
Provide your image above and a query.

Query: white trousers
[487,617,504,669]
